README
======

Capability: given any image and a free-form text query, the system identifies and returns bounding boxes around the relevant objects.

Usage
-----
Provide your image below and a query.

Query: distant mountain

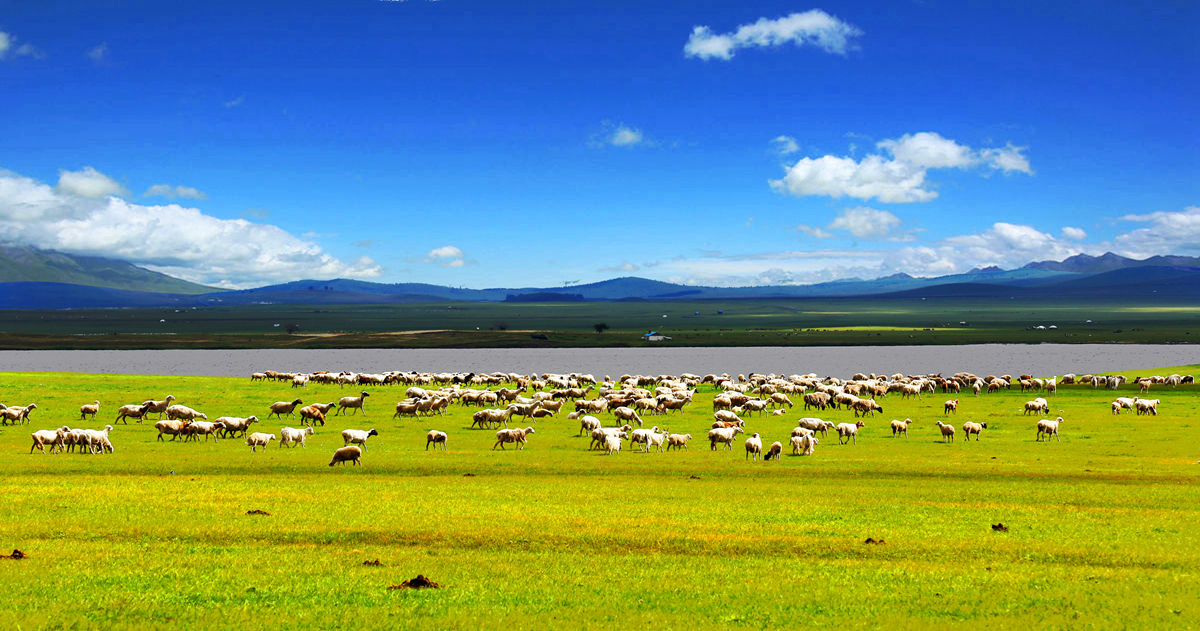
[1021,252,1200,274]
[0,244,216,294]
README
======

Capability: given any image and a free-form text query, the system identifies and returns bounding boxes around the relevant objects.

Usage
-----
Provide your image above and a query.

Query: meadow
[0,297,1198,348]
[0,367,1198,629]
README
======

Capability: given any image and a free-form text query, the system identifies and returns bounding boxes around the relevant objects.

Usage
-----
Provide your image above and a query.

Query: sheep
[216,416,258,438]
[943,399,959,415]
[280,426,315,448]
[707,426,744,451]
[142,395,176,419]
[165,404,207,422]
[183,420,224,443]
[298,405,327,427]
[1,403,37,425]
[962,421,987,441]
[155,419,191,442]
[768,393,794,409]
[791,433,819,456]
[890,418,913,437]
[426,430,448,451]
[329,445,363,466]
[850,398,883,417]
[308,402,337,416]
[292,374,309,388]
[1036,417,1064,442]
[1135,399,1160,416]
[791,426,815,439]
[629,426,663,452]
[246,432,276,452]
[712,410,745,427]
[665,433,692,451]
[115,403,152,424]
[836,421,865,445]
[803,392,832,410]
[30,427,68,454]
[602,432,625,455]
[745,433,764,460]
[80,425,115,454]
[80,400,100,420]
[589,425,633,450]
[336,391,371,416]
[1023,398,1049,415]
[578,414,602,436]
[342,428,379,451]
[796,417,833,437]
[493,426,536,450]
[935,420,956,443]
[472,408,512,429]
[613,406,644,427]
[268,399,303,420]
[763,440,783,461]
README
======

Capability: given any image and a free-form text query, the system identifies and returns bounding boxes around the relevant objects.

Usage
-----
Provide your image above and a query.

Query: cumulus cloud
[144,184,208,200]
[794,224,833,239]
[0,31,42,59]
[771,135,800,155]
[609,125,643,147]
[425,245,466,267]
[56,166,128,199]
[684,10,862,60]
[0,168,382,288]
[1061,226,1087,240]
[828,207,906,240]
[770,132,1033,203]
[1112,206,1200,258]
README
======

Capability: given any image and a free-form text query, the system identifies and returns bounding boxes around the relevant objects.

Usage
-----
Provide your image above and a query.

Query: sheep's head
[166,395,176,402]
[367,429,378,437]
[361,391,371,397]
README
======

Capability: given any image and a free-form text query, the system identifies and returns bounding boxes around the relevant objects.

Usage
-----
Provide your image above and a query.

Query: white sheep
[80,425,114,454]
[935,420,956,443]
[426,430,448,451]
[962,421,987,441]
[629,426,661,451]
[791,433,818,456]
[337,391,371,416]
[603,432,625,455]
[613,406,644,427]
[493,426,536,450]
[1135,399,1160,416]
[80,400,100,420]
[342,428,379,450]
[280,426,315,448]
[745,432,763,460]
[30,426,69,454]
[890,418,913,437]
[836,421,865,445]
[1036,417,1064,442]
[115,403,152,424]
[578,415,602,436]
[246,432,276,452]
[165,404,207,422]
[665,433,692,451]
[142,395,176,419]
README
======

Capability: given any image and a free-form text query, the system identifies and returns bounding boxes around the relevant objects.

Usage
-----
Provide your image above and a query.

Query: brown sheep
[268,399,303,420]
[80,400,100,420]
[328,445,362,466]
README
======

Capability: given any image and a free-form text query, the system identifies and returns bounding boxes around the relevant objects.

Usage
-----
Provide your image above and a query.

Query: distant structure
[642,331,672,342]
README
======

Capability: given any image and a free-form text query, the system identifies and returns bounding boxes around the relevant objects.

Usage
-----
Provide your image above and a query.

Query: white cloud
[599,261,640,273]
[771,135,800,155]
[56,166,128,199]
[144,184,208,200]
[610,125,643,147]
[770,131,1033,203]
[1061,226,1087,240]
[828,207,905,240]
[0,168,382,288]
[794,224,833,239]
[224,95,245,108]
[685,10,862,60]
[87,42,108,63]
[0,31,41,59]
[1112,206,1200,257]
[425,245,466,267]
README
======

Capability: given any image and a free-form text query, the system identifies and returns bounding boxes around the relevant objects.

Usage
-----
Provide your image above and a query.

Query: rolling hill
[0,244,216,294]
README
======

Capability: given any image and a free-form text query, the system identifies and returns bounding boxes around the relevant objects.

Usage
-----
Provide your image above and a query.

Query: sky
[0,0,1197,289]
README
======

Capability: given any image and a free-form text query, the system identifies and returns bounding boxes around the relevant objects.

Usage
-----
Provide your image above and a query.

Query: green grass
[1,369,1199,628]
[0,298,1197,347]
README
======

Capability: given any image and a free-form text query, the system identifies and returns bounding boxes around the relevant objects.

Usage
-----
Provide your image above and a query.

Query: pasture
[0,368,1198,628]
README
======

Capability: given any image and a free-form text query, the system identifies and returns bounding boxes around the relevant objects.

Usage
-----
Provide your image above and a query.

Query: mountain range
[0,246,1198,310]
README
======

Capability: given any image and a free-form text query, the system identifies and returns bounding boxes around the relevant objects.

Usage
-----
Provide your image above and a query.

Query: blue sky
[1,1,1197,288]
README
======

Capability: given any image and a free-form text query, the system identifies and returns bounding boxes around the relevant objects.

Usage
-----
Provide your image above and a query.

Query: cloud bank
[685,10,862,60]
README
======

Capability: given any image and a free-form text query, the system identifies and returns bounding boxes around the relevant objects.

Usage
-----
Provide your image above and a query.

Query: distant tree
[495,322,509,331]
[593,322,610,334]
[286,323,300,334]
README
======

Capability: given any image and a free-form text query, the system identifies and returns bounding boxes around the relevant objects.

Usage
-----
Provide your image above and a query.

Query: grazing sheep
[589,425,633,450]
[80,425,115,454]
[890,418,913,437]
[472,408,512,429]
[665,433,692,451]
[268,399,303,420]
[1135,398,1160,416]
[115,403,152,424]
[745,433,764,460]
[613,406,644,427]
[850,398,883,417]
[246,432,276,452]
[155,419,191,442]
[30,427,68,454]
[215,416,258,438]
[763,441,783,461]
[1036,417,1064,442]
[836,421,865,445]
[183,420,224,443]
[80,400,100,420]
[165,404,207,422]
[602,432,625,455]
[337,391,371,416]
[426,430,448,451]
[280,426,315,448]
[935,420,956,443]
[1023,398,1049,415]
[578,414,602,436]
[493,426,536,450]
[943,399,959,415]
[790,433,818,456]
[329,445,363,466]
[707,426,744,451]
[142,395,176,419]
[962,421,987,441]
[298,405,326,427]
[796,417,834,437]
[342,428,378,450]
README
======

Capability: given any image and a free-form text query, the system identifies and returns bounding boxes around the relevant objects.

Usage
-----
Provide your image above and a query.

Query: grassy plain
[0,298,1197,347]
[0,368,1198,628]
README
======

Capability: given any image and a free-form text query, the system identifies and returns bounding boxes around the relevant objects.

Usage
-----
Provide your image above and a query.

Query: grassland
[0,298,1197,348]
[1,368,1199,629]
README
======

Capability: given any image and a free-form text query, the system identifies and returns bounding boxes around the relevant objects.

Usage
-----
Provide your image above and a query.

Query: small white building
[642,331,672,342]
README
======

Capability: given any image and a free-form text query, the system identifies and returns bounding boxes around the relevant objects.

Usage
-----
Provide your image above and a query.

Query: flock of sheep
[8,368,1188,465]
